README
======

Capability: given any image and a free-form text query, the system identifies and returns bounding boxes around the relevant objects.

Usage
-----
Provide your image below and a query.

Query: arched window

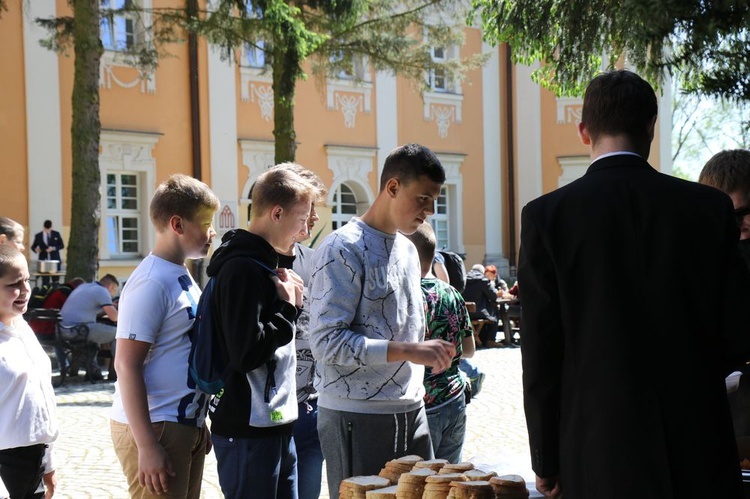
[331,183,359,230]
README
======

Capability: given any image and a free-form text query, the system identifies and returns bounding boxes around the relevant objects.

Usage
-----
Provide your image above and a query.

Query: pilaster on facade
[481,43,505,271]
[326,78,373,129]
[23,0,63,236]
[375,71,398,178]
[207,44,240,243]
[515,62,543,213]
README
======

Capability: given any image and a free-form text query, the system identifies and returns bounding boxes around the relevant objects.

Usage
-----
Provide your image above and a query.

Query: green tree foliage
[472,0,750,100]
[672,77,750,180]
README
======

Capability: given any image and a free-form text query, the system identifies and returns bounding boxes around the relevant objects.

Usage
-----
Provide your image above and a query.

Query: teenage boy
[111,174,220,499]
[404,222,474,464]
[699,150,750,441]
[206,168,311,499]
[309,143,457,498]
[269,163,328,499]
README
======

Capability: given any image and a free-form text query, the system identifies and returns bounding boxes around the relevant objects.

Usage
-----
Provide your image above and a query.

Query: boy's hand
[139,443,175,496]
[273,268,305,308]
[43,470,56,498]
[388,340,456,374]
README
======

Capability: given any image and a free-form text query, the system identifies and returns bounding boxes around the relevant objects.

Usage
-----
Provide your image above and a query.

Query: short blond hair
[150,174,220,231]
[268,163,328,205]
[251,168,315,219]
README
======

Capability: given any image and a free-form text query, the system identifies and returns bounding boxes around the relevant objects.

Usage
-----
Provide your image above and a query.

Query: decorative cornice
[424,91,463,139]
[327,79,372,128]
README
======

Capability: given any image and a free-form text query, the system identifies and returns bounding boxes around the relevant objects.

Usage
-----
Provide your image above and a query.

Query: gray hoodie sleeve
[308,236,390,367]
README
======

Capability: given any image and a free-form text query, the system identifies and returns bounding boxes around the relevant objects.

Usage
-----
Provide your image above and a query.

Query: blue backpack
[188,277,227,395]
[188,257,280,395]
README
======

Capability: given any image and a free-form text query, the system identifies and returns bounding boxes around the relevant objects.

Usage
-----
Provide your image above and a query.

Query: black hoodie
[206,229,298,437]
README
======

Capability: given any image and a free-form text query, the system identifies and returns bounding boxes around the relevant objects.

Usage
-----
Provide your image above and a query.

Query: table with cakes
[338,454,543,498]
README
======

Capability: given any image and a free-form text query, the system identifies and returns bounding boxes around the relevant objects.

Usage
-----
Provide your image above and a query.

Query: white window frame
[105,172,142,257]
[431,186,450,250]
[331,182,363,230]
[241,40,267,69]
[99,130,158,263]
[325,145,376,230]
[432,153,465,253]
[100,0,148,53]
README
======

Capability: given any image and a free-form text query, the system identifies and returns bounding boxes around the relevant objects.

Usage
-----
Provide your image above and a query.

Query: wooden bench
[25,308,93,387]
[465,302,487,347]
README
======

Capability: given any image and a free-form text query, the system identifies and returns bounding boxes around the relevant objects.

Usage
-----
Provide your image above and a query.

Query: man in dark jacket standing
[519,70,750,499]
[206,168,311,499]
[31,220,65,284]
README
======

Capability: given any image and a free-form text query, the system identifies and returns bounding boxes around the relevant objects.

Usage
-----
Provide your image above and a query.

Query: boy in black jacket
[207,168,312,499]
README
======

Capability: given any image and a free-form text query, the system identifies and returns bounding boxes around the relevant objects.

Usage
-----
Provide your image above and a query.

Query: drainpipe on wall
[505,44,517,276]
[187,0,201,182]
[187,0,204,285]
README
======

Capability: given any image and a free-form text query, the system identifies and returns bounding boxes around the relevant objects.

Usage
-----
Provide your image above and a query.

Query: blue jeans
[213,433,298,499]
[294,400,324,499]
[426,392,467,464]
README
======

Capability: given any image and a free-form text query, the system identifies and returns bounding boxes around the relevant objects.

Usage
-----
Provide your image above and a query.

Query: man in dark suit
[519,70,750,499]
[31,220,65,284]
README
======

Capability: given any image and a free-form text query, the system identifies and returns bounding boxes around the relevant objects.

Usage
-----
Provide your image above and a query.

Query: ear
[385,178,401,199]
[577,121,592,146]
[169,215,185,235]
[646,115,657,142]
[271,206,283,223]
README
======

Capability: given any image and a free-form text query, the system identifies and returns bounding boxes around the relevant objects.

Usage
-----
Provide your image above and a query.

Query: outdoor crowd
[1,68,750,499]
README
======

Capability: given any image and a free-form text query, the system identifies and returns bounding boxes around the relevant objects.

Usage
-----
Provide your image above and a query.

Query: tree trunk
[272,41,298,164]
[66,0,103,282]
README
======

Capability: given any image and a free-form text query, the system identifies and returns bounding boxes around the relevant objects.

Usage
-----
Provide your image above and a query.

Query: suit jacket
[519,154,750,499]
[462,269,497,321]
[31,230,64,262]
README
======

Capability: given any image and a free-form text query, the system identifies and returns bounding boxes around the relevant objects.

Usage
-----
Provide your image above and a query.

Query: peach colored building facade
[0,0,672,283]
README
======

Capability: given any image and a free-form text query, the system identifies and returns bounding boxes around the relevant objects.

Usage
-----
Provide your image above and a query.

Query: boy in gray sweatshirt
[309,144,456,497]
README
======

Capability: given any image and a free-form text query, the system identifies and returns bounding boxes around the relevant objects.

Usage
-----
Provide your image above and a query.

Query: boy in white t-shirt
[111,174,219,498]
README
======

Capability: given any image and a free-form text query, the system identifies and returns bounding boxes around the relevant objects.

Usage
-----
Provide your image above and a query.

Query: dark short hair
[43,220,52,229]
[150,174,220,231]
[99,274,119,287]
[0,244,25,279]
[380,144,446,191]
[699,150,750,204]
[403,222,437,271]
[581,70,658,147]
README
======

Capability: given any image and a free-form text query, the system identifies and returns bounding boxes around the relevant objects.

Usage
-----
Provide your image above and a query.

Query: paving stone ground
[51,347,534,498]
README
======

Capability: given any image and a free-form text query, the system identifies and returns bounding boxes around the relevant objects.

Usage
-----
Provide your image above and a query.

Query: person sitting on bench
[60,274,119,381]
